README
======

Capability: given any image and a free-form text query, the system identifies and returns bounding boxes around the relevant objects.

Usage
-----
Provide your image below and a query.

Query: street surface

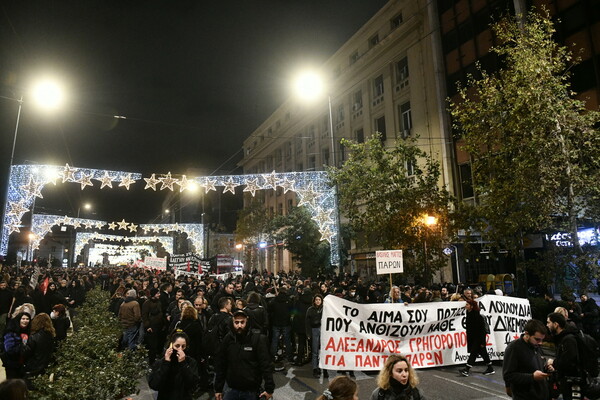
[128,361,508,400]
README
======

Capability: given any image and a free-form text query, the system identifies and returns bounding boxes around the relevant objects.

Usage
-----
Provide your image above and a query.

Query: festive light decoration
[2,164,339,265]
[74,232,174,257]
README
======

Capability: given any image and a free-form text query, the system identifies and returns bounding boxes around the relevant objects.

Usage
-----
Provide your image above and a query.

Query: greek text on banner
[320,295,531,370]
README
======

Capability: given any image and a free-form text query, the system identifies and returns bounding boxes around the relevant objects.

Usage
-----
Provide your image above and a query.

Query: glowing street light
[77,203,92,218]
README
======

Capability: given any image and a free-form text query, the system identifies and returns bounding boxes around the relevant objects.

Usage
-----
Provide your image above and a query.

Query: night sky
[0,0,388,227]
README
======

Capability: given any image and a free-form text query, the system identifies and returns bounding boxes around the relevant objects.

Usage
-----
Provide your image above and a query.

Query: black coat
[465,309,486,352]
[23,329,54,375]
[502,336,549,400]
[291,292,312,334]
[214,330,274,394]
[268,293,291,327]
[178,318,204,361]
[52,315,71,341]
[149,355,200,400]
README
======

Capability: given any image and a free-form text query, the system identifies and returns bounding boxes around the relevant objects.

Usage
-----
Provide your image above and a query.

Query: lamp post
[77,202,92,218]
[293,70,342,273]
[444,244,460,284]
[421,214,438,286]
[235,243,243,271]
[1,78,65,255]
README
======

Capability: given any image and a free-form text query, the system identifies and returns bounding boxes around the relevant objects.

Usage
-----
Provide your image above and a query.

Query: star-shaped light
[204,179,217,193]
[77,173,94,190]
[83,221,94,229]
[262,171,279,190]
[319,226,335,243]
[314,207,334,227]
[61,164,77,183]
[39,221,54,233]
[144,174,160,191]
[94,221,104,229]
[21,177,44,199]
[296,182,322,207]
[61,216,72,226]
[43,168,61,185]
[159,172,177,191]
[279,177,296,194]
[141,226,151,234]
[108,222,117,230]
[177,175,190,192]
[97,171,114,189]
[152,226,162,233]
[222,178,238,195]
[128,223,138,233]
[243,178,261,197]
[72,220,82,229]
[8,223,20,234]
[117,219,129,230]
[7,200,29,217]
[119,174,136,190]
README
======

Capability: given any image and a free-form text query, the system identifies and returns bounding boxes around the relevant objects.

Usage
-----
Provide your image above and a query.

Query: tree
[271,206,331,277]
[331,134,454,284]
[449,10,600,290]
[235,199,274,271]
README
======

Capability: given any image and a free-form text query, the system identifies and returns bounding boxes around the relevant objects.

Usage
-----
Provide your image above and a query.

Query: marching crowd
[0,263,598,400]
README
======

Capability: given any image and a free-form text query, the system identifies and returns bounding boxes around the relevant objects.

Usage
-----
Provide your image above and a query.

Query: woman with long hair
[23,313,56,380]
[317,376,358,400]
[370,354,425,400]
[148,331,200,400]
[459,299,494,376]
[306,293,327,378]
[1,312,31,379]
[50,304,70,342]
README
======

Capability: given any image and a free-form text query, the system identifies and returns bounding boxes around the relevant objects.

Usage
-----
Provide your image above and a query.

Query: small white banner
[320,295,531,370]
[144,256,167,271]
[376,250,403,275]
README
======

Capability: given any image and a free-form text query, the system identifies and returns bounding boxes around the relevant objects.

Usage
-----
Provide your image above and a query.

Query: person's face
[172,337,187,352]
[441,288,448,295]
[194,300,203,311]
[177,299,185,309]
[225,300,233,312]
[581,295,588,302]
[235,284,242,291]
[226,284,234,294]
[20,315,30,328]
[369,285,375,291]
[465,302,472,311]
[528,329,546,346]
[546,318,558,335]
[61,280,68,287]
[232,316,247,334]
[392,288,400,298]
[236,300,244,309]
[175,291,183,300]
[314,297,322,307]
[464,290,472,299]
[153,291,161,300]
[0,282,6,290]
[321,284,327,292]
[392,360,410,385]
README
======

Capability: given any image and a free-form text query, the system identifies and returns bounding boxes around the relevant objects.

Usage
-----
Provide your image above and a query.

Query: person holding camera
[148,331,200,400]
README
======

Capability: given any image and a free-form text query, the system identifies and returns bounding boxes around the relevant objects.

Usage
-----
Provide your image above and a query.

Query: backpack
[575,331,600,378]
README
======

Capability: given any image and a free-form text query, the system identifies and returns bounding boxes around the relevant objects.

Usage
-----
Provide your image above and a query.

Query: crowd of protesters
[1,262,600,400]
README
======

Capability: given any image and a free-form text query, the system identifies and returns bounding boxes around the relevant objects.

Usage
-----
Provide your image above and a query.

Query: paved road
[127,361,509,400]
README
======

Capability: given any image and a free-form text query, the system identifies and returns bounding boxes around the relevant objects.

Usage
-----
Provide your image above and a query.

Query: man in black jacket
[214,310,274,400]
[267,287,293,368]
[547,312,585,400]
[502,319,549,400]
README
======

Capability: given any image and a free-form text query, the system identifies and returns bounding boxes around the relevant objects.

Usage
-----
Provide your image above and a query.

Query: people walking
[459,299,494,376]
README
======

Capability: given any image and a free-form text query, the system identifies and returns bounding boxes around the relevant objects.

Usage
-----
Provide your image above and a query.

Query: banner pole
[389,273,393,300]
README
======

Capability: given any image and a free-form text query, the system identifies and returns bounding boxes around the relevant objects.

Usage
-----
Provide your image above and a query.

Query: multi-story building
[239,0,457,278]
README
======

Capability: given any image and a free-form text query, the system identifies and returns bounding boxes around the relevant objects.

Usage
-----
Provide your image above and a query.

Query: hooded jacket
[118,296,141,329]
[268,292,291,327]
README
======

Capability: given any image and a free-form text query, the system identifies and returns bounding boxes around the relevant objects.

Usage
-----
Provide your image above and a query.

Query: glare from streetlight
[293,70,325,102]
[188,182,199,193]
[83,203,92,211]
[31,78,65,111]
[165,209,170,214]
[423,214,438,226]
[235,243,243,250]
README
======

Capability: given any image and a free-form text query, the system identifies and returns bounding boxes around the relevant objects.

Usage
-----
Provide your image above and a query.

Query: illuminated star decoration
[8,223,20,234]
[262,171,279,190]
[77,173,94,190]
[7,200,29,218]
[222,178,238,195]
[177,175,190,192]
[204,179,217,193]
[83,221,93,229]
[117,219,129,230]
[128,223,138,233]
[159,172,177,191]
[119,174,136,190]
[108,222,117,230]
[97,171,114,189]
[39,221,54,233]
[94,221,104,229]
[61,163,77,183]
[44,168,60,185]
[296,182,321,207]
[61,216,73,226]
[21,177,44,199]
[319,226,335,243]
[72,220,82,229]
[144,174,160,191]
[279,177,296,194]
[243,178,261,197]
[314,207,333,228]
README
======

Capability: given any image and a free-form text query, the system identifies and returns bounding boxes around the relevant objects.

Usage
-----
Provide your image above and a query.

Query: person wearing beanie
[142,287,165,364]
[119,289,142,350]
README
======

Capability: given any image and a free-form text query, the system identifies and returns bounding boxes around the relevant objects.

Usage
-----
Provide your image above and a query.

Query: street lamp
[1,78,65,248]
[293,70,341,273]
[77,203,92,218]
[421,214,438,285]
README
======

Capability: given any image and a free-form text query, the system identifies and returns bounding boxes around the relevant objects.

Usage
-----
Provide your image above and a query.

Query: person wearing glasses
[502,319,549,400]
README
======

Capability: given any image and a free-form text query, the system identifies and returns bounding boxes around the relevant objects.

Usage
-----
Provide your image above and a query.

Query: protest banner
[320,295,531,370]
[376,250,403,275]
[143,256,167,271]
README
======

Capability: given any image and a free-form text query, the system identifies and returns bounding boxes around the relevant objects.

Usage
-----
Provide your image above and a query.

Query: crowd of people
[0,262,598,400]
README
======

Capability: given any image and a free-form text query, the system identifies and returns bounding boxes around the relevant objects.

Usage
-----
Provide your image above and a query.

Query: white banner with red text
[319,295,531,370]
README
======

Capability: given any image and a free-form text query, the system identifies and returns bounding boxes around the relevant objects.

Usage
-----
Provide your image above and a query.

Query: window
[285,142,292,158]
[322,148,330,166]
[375,116,387,141]
[353,90,363,111]
[390,12,403,29]
[355,128,364,143]
[287,199,294,212]
[308,156,316,171]
[339,142,346,162]
[459,163,474,199]
[396,57,409,82]
[399,102,412,138]
[337,104,345,122]
[369,33,379,48]
[406,158,416,176]
[349,51,359,65]
[278,203,283,215]
[374,75,384,97]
